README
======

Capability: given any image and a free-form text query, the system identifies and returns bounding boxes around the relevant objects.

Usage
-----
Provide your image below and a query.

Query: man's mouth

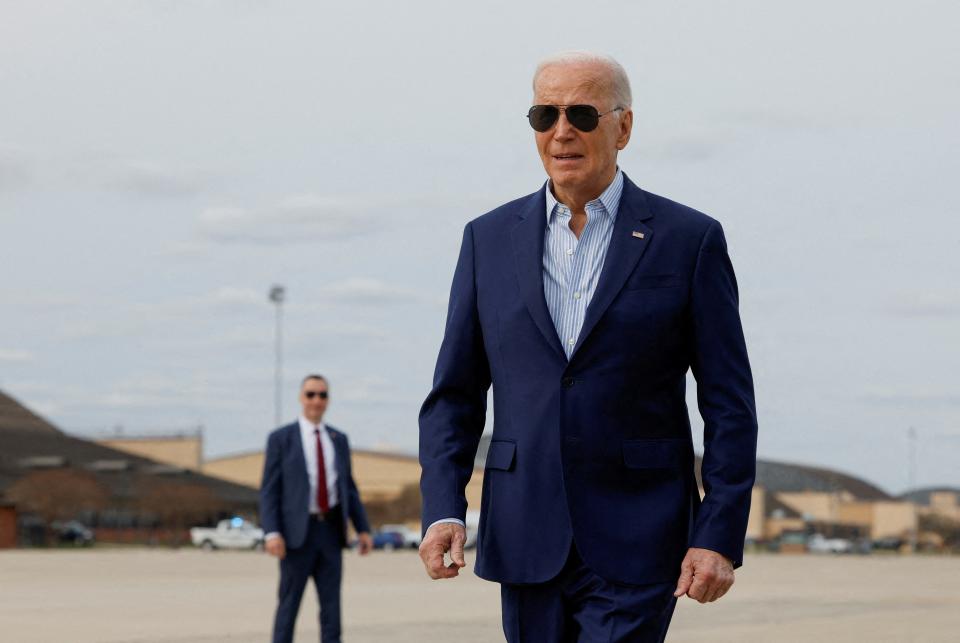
[553,154,584,161]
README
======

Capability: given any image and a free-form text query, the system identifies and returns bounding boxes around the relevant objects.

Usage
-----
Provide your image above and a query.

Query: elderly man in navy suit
[418,51,758,642]
[260,374,373,643]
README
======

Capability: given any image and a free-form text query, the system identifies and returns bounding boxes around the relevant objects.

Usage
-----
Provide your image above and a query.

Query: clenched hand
[418,523,467,579]
[265,535,286,560]
[674,547,734,603]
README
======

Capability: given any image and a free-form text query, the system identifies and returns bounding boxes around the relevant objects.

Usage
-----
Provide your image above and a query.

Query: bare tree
[136,478,220,546]
[363,482,422,528]
[6,468,109,544]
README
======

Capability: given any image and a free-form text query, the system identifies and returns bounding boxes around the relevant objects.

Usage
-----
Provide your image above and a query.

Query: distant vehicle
[872,537,904,551]
[379,524,421,549]
[52,520,94,546]
[772,530,807,554]
[190,518,264,551]
[807,533,853,554]
[372,530,405,551]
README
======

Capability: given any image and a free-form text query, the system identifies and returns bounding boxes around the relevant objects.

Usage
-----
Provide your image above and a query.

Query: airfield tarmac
[0,549,957,642]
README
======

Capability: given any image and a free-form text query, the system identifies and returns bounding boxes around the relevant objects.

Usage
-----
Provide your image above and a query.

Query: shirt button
[573,292,581,299]
[561,377,575,388]
[567,338,575,346]
[566,248,573,255]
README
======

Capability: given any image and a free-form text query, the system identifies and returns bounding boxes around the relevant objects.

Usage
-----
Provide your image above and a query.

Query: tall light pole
[269,285,286,427]
[907,426,918,553]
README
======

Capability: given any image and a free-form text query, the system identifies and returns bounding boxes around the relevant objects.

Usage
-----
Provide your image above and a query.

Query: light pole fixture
[269,285,286,427]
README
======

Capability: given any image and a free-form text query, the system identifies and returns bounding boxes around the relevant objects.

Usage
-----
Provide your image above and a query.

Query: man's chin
[547,170,587,191]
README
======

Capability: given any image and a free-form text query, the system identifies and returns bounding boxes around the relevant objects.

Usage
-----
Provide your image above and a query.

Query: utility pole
[907,426,918,553]
[269,285,286,427]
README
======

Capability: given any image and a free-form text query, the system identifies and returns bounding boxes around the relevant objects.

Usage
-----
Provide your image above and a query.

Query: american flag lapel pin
[632,231,645,239]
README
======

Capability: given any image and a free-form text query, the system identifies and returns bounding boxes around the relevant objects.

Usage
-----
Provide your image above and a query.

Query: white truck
[190,518,264,550]
[807,533,853,554]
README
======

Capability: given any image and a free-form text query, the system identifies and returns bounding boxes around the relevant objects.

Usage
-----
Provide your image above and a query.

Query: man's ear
[617,109,633,150]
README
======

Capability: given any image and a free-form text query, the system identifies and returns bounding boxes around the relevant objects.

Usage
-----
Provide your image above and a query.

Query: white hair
[532,50,632,109]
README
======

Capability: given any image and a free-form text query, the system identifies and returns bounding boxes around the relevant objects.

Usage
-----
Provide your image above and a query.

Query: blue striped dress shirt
[543,169,624,359]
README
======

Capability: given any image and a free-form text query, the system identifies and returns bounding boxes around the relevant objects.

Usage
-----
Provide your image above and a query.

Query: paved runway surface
[1,549,957,642]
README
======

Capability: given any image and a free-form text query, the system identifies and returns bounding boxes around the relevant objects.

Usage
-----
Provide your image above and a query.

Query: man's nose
[552,109,575,140]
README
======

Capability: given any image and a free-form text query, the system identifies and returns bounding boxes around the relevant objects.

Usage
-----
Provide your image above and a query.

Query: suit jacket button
[561,377,575,388]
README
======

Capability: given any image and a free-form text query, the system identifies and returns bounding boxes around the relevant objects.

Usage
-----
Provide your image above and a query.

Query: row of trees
[5,468,225,545]
[919,513,960,551]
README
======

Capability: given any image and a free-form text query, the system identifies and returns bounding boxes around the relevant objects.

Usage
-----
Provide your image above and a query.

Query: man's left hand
[356,532,373,556]
[673,547,734,603]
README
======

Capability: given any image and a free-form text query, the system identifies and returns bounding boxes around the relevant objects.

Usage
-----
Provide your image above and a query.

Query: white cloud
[884,291,960,318]
[213,286,263,307]
[0,349,35,363]
[110,162,214,197]
[858,390,960,408]
[0,152,31,191]
[336,375,407,406]
[320,277,423,305]
[199,194,383,244]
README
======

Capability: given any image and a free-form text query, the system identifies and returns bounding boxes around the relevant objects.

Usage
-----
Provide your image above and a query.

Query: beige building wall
[928,492,960,520]
[868,501,917,539]
[764,517,805,539]
[745,486,765,541]
[203,452,264,488]
[351,451,422,502]
[99,436,202,471]
[836,501,873,528]
[202,448,486,518]
[777,491,854,522]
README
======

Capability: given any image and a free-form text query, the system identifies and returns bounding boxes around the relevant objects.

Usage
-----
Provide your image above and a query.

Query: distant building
[0,390,258,548]
[98,431,203,471]
[84,417,928,544]
[901,487,960,522]
[202,447,485,524]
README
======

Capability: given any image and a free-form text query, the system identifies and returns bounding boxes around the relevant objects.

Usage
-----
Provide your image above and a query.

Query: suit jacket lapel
[328,429,346,478]
[289,423,310,491]
[572,177,655,358]
[511,186,567,361]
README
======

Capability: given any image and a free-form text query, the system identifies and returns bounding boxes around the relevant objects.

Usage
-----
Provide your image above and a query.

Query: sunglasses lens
[566,105,600,132]
[528,105,559,132]
[306,391,328,399]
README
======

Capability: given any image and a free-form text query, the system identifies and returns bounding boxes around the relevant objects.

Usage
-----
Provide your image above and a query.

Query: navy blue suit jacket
[419,174,758,585]
[259,422,371,549]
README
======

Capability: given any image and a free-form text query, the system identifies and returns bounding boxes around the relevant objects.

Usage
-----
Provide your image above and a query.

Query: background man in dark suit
[418,51,758,642]
[260,375,373,643]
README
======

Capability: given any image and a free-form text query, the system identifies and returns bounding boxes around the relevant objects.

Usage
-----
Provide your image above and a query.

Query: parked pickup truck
[190,518,264,550]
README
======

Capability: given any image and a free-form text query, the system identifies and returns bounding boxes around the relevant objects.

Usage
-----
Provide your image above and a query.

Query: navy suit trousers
[272,508,344,643]
[501,546,677,643]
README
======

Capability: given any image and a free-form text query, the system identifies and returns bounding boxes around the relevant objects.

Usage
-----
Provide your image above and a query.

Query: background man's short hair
[301,374,329,389]
[532,50,633,110]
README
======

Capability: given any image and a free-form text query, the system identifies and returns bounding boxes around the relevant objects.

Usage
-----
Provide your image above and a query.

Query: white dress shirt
[300,416,339,512]
[265,417,339,542]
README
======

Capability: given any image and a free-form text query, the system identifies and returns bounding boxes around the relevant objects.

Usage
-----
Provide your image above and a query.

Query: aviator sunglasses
[527,104,624,133]
[305,391,328,400]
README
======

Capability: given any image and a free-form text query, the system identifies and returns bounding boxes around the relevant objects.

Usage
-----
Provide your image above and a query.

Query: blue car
[372,530,405,551]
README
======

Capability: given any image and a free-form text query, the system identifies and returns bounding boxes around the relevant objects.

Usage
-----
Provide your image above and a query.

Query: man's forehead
[534,65,611,103]
[302,380,328,391]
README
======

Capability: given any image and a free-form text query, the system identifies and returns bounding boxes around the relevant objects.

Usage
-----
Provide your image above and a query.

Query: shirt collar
[545,168,624,223]
[299,416,327,435]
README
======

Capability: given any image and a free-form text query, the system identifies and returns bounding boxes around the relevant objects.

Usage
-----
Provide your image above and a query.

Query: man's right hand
[418,523,467,580]
[265,535,286,560]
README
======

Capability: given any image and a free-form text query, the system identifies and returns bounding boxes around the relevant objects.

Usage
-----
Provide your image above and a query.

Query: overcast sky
[2,1,958,494]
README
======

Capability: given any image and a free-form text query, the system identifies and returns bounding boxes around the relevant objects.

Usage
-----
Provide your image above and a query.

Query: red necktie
[314,428,330,514]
